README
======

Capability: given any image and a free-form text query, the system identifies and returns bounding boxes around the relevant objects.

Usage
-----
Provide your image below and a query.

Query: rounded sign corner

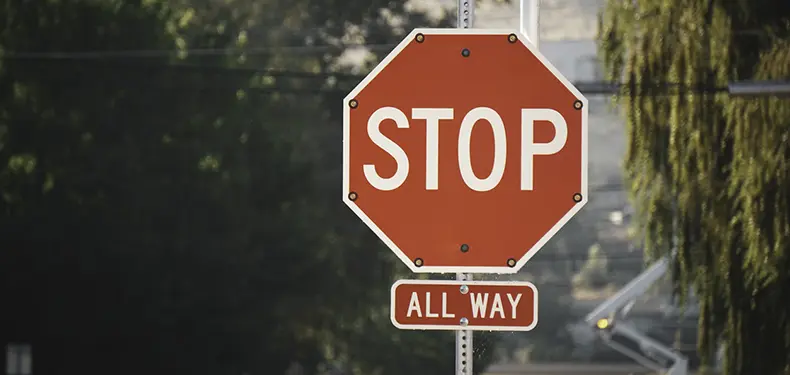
[390,314,407,330]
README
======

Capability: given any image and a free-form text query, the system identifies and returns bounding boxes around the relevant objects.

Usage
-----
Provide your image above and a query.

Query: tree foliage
[0,0,494,374]
[597,0,790,374]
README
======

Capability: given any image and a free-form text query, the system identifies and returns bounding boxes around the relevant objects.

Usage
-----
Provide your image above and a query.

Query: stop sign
[343,28,588,274]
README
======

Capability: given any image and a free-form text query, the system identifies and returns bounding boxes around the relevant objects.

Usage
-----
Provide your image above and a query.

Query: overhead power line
[7,56,787,96]
[25,61,724,96]
[518,253,649,263]
[727,81,790,96]
[0,43,392,60]
[120,80,733,96]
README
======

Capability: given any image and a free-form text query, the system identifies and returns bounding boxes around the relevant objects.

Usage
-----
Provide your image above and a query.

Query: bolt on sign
[342,28,588,274]
[390,280,538,331]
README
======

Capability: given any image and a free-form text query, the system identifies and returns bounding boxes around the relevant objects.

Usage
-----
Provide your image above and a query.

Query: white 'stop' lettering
[362,107,568,191]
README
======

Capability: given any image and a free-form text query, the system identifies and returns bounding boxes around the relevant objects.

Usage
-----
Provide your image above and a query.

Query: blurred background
[1,0,787,374]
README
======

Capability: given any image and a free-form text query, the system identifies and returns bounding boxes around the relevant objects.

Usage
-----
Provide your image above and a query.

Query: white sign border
[389,279,539,331]
[342,28,589,274]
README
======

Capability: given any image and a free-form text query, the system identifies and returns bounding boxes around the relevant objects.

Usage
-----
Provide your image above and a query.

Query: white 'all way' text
[405,292,523,319]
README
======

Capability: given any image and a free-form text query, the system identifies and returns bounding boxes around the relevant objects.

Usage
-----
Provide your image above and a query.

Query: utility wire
[18,60,726,96]
[0,43,392,59]
[26,60,723,90]
[104,81,731,96]
[513,253,651,263]
[0,46,737,95]
[24,59,367,80]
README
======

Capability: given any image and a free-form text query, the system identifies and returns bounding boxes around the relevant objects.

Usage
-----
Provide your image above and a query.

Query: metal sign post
[520,0,540,48]
[343,0,588,373]
[458,0,474,29]
[456,273,473,374]
[457,1,474,373]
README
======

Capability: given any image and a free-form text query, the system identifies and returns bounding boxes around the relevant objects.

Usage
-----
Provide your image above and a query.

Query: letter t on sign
[412,108,454,190]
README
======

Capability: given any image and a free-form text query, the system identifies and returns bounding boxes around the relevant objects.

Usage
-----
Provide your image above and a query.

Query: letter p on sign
[521,108,568,191]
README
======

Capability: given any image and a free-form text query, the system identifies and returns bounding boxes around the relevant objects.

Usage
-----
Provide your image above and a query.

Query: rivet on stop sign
[415,33,425,43]
[348,192,358,201]
[573,193,583,203]
[507,258,517,267]
[508,34,518,43]
[460,244,470,253]
[414,258,424,267]
[461,48,470,57]
[573,100,583,110]
[349,99,359,109]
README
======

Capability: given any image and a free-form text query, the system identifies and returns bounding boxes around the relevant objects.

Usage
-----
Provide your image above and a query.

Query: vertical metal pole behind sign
[458,0,475,29]
[456,273,473,374]
[457,1,474,374]
[520,0,540,48]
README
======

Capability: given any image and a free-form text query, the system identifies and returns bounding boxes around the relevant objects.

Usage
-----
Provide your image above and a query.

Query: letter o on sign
[457,107,507,192]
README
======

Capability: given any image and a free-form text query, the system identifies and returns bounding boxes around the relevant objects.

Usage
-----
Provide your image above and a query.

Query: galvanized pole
[456,273,473,374]
[459,0,474,29]
[457,2,474,373]
[520,0,540,48]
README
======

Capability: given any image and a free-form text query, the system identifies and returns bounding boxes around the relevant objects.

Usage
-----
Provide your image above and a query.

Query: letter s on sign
[363,107,410,191]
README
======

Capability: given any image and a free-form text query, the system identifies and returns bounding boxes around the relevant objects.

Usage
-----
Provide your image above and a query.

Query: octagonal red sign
[342,28,588,274]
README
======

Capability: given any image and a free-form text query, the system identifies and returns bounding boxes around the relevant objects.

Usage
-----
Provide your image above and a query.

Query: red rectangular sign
[390,279,538,331]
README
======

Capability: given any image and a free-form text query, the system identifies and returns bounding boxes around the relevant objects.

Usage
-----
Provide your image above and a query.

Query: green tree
[0,1,315,373]
[597,1,790,374]
[0,1,497,374]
